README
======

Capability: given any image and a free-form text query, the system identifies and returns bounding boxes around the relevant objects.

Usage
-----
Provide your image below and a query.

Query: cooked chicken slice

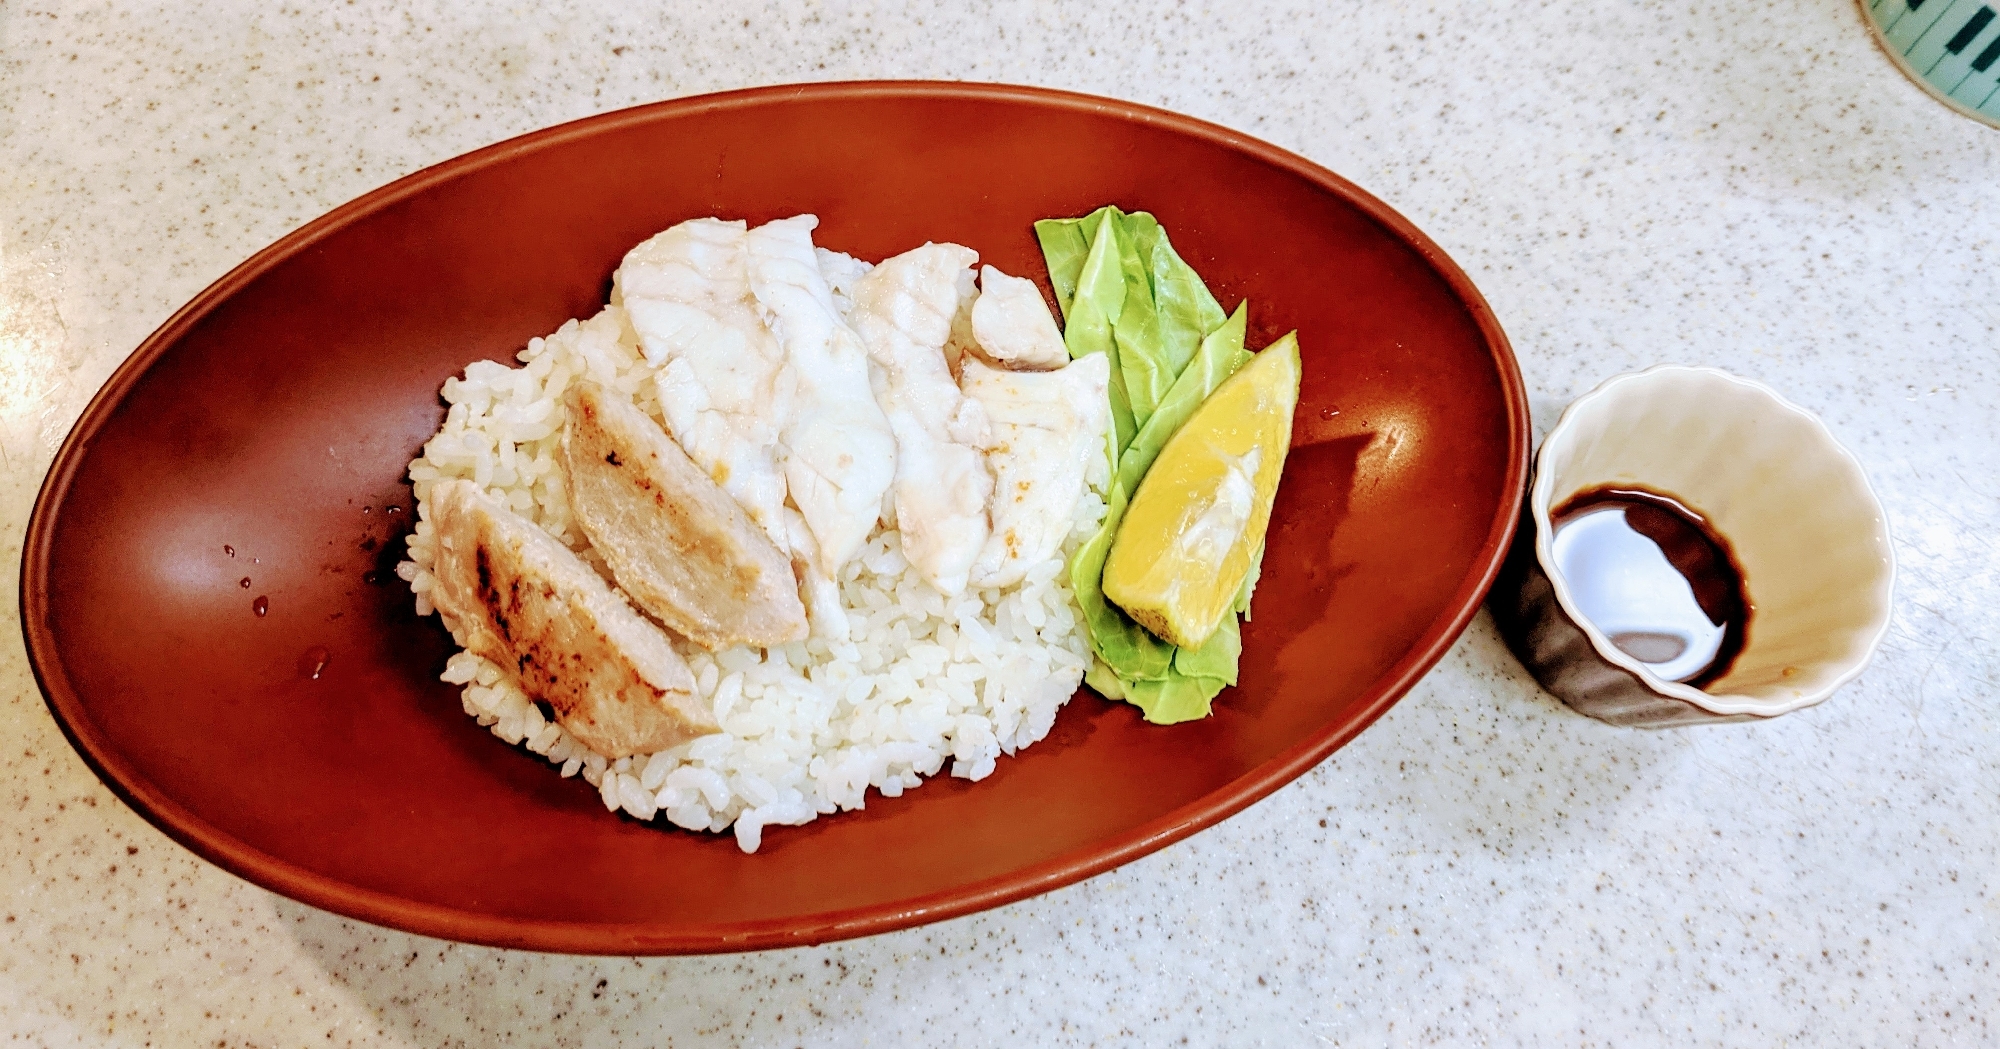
[940,264,981,377]
[561,383,808,651]
[616,216,744,305]
[849,242,995,596]
[426,479,715,759]
[814,247,872,319]
[615,218,793,545]
[960,354,1112,589]
[782,506,852,642]
[969,265,1069,371]
[745,215,897,576]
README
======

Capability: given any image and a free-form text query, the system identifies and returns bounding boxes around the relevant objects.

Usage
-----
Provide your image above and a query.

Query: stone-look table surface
[3,1,1994,1045]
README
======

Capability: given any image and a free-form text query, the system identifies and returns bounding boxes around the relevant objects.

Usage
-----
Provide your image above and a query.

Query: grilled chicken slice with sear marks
[562,383,809,650]
[426,478,715,758]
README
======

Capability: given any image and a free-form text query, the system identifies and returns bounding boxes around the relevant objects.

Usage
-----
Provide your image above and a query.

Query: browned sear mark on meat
[424,479,712,758]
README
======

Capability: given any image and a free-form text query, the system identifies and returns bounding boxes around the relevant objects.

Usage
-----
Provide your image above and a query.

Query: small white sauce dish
[1490,365,1895,727]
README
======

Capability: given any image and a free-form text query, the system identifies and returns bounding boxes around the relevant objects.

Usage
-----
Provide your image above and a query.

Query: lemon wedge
[1102,334,1300,648]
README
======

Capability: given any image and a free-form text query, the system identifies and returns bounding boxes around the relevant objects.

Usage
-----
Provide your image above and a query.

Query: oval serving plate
[21,82,1527,954]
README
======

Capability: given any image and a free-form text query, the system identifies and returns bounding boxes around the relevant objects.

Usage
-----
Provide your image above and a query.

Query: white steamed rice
[396,301,1106,852]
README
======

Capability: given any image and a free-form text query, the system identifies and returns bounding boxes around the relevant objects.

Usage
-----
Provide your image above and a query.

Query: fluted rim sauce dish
[20,82,1528,953]
[1519,365,1894,725]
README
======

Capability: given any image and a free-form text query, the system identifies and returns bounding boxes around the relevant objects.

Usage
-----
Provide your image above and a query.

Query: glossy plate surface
[21,83,1527,954]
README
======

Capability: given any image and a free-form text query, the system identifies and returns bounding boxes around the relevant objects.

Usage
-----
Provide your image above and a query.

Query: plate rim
[19,79,1530,955]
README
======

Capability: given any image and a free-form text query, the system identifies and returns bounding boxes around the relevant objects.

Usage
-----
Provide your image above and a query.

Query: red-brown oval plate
[21,83,1527,954]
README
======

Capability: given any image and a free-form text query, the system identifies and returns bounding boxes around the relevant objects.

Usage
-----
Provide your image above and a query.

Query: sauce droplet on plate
[1549,485,1750,689]
[239,577,252,588]
[224,544,235,557]
[252,595,269,617]
[299,646,331,680]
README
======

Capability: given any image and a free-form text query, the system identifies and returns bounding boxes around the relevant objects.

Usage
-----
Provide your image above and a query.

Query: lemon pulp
[1102,334,1300,648]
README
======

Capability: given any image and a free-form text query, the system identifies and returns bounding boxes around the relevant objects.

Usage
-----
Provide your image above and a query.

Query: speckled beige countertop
[4,1,1996,1045]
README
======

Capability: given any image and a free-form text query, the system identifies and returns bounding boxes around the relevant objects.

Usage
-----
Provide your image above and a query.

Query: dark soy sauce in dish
[1549,485,1750,690]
